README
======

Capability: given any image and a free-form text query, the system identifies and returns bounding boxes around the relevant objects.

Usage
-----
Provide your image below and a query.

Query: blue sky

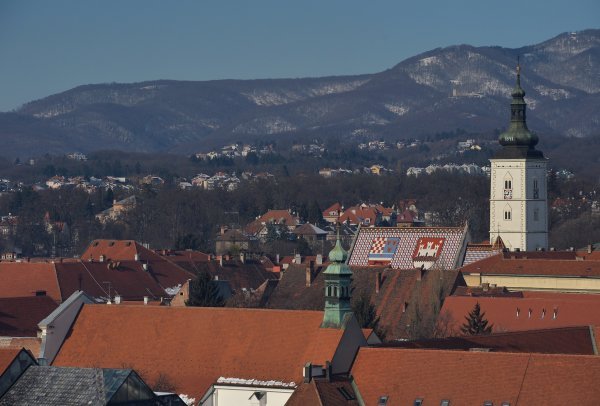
[0,0,598,111]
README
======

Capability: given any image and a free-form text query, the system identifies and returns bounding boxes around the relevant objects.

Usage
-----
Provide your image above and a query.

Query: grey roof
[0,366,153,406]
[38,290,95,328]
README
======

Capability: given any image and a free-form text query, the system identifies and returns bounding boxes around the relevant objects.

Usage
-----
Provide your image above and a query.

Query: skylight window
[378,395,389,405]
[414,399,423,406]
[338,387,355,400]
[441,400,450,406]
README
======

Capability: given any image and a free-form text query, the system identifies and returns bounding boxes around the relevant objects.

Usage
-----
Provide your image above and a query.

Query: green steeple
[496,62,544,159]
[321,230,353,329]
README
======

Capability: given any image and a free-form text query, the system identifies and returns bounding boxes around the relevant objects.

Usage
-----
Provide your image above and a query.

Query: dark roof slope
[379,326,597,355]
[0,296,58,337]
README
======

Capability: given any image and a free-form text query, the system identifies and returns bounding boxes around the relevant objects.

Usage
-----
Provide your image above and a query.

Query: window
[504,210,511,220]
[338,387,355,401]
[378,396,389,406]
[533,208,539,221]
[504,179,512,189]
[333,286,338,297]
[414,399,423,406]
[441,401,450,406]
[533,179,539,199]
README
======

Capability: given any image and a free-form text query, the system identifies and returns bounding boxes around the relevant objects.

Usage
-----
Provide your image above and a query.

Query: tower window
[504,180,512,189]
[534,208,539,221]
[333,286,338,297]
[504,210,512,221]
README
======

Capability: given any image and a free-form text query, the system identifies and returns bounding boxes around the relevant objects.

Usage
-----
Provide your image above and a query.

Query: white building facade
[489,65,548,251]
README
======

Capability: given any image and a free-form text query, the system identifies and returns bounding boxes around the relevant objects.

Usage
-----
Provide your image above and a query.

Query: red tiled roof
[460,251,600,277]
[54,259,192,302]
[352,348,600,405]
[81,239,159,262]
[338,206,378,226]
[440,294,600,334]
[0,296,58,337]
[286,377,359,406]
[53,306,345,400]
[0,263,61,302]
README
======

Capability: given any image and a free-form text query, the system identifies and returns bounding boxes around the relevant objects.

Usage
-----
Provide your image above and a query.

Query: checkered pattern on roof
[368,237,400,262]
[349,227,467,270]
[463,248,502,266]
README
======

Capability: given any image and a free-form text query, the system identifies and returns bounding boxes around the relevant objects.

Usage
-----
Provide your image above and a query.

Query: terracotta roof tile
[0,263,61,302]
[0,338,42,358]
[351,348,600,405]
[440,294,600,334]
[53,306,345,400]
[460,251,600,277]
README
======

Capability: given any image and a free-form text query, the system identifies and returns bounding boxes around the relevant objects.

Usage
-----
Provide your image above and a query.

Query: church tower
[321,232,353,328]
[489,63,548,251]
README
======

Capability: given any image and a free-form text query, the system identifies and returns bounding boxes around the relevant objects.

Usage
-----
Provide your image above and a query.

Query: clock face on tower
[504,189,513,199]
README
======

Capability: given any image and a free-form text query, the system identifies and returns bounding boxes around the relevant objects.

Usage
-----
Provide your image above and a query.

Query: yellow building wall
[463,273,600,293]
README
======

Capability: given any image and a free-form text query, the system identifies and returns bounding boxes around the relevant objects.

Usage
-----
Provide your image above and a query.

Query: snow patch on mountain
[534,85,572,100]
[384,103,410,116]
[233,117,296,134]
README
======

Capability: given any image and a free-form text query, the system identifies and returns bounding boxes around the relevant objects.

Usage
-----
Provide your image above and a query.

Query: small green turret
[321,229,353,328]
[496,62,544,159]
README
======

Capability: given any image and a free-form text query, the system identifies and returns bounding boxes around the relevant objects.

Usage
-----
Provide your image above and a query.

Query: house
[348,225,469,270]
[439,292,600,334]
[350,347,600,405]
[338,205,380,227]
[0,366,181,405]
[293,223,328,243]
[245,210,300,241]
[52,306,366,404]
[95,196,137,223]
[0,348,37,398]
[459,249,600,293]
[322,203,343,224]
[215,228,258,255]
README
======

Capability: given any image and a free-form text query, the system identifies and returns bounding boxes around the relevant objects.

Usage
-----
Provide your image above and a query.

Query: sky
[0,0,598,111]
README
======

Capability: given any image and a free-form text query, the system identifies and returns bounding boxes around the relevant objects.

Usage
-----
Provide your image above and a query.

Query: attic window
[108,241,115,247]
[414,399,423,406]
[441,401,450,406]
[378,396,389,406]
[93,242,99,247]
[338,387,355,400]
[126,242,131,246]
[483,402,493,406]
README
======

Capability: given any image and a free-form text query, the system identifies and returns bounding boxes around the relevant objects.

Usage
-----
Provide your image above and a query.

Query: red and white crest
[412,237,445,259]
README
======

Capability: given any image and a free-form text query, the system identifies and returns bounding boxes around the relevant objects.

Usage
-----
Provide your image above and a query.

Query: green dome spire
[328,228,348,263]
[496,61,543,159]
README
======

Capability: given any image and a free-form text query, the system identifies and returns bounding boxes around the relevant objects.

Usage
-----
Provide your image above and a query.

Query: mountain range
[1,29,598,158]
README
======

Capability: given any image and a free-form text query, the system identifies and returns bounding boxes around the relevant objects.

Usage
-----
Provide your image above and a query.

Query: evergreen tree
[185,272,225,307]
[460,302,493,335]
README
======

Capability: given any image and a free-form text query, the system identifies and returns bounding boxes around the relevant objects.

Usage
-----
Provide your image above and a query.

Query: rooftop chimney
[240,252,245,264]
[99,255,105,263]
[376,272,382,294]
[143,296,149,305]
[482,283,489,292]
[114,295,121,304]
[219,255,224,267]
[303,363,312,383]
[316,254,323,265]
[306,266,312,287]
[416,265,424,281]
[275,254,280,264]
[588,244,593,254]
[134,253,140,261]
[295,253,301,264]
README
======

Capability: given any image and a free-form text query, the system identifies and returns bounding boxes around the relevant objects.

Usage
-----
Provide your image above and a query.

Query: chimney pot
[114,295,121,304]
[143,296,149,305]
